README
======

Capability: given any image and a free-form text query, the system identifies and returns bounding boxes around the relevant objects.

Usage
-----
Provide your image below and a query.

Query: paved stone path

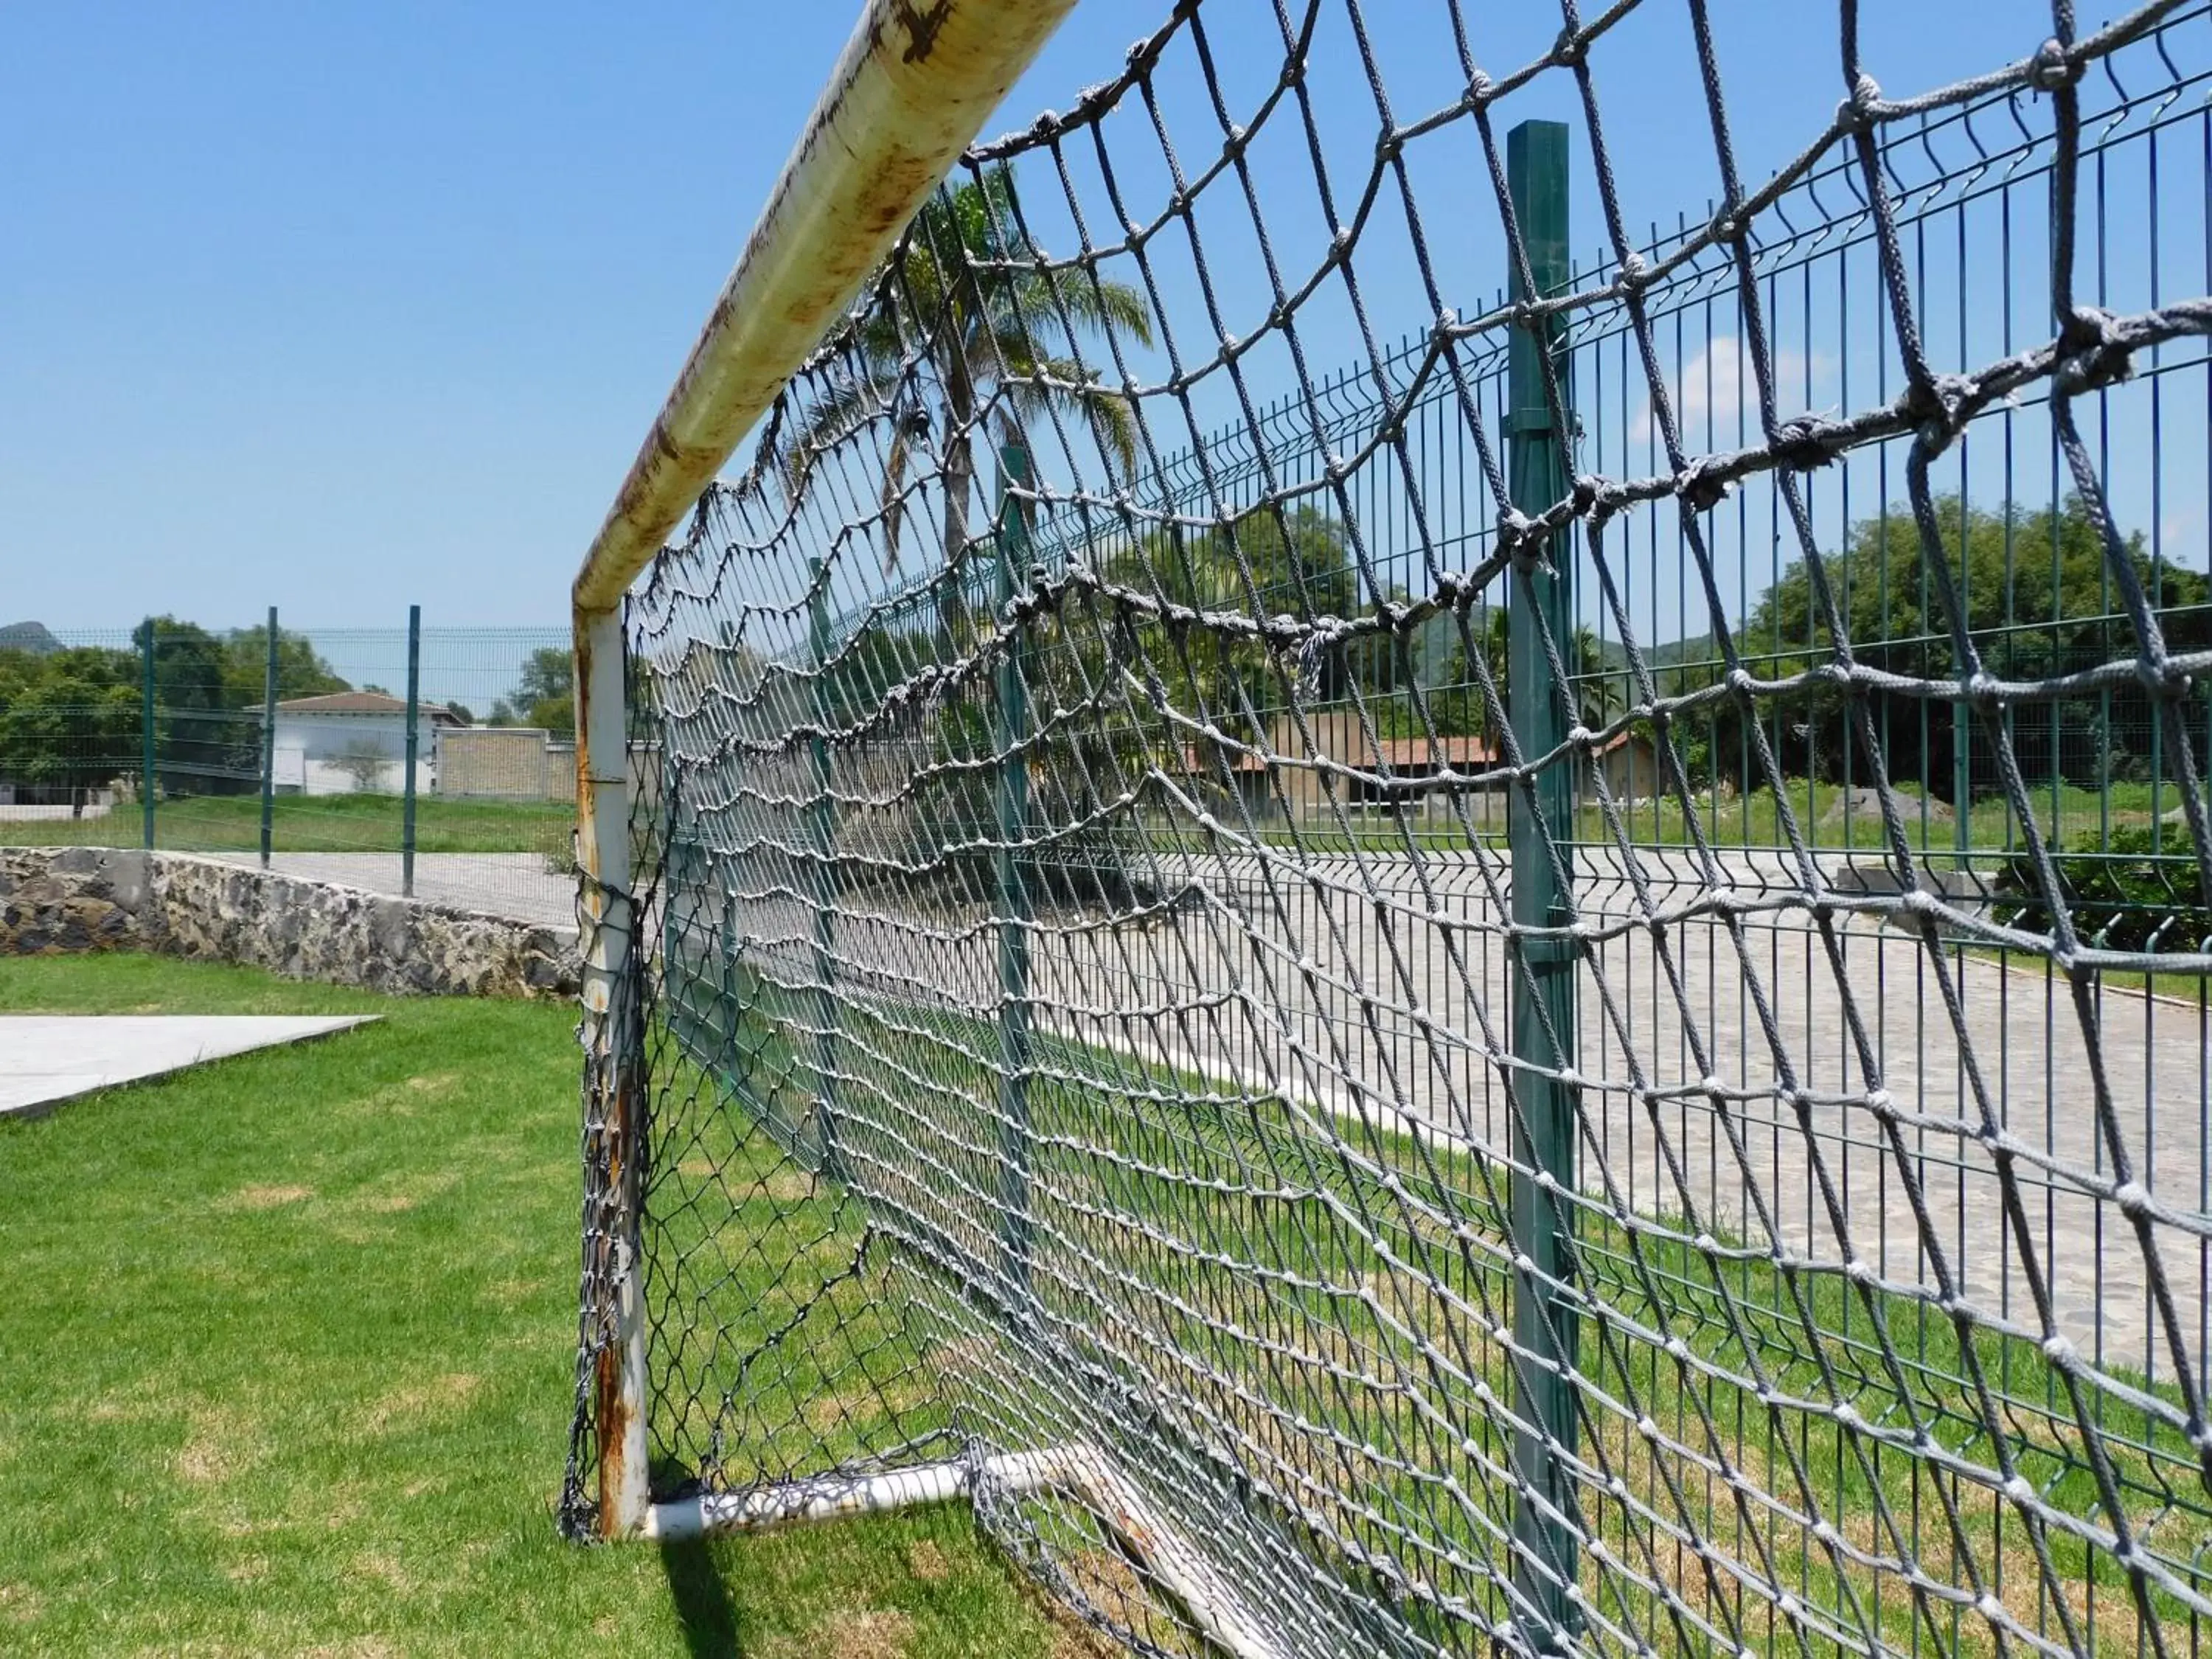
[705,844,2211,1383]
[1,1014,376,1118]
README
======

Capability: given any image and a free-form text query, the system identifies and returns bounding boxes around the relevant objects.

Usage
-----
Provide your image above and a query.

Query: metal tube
[576,606,647,1537]
[260,607,279,869]
[642,1445,1287,1659]
[807,557,843,1178]
[139,617,156,850]
[1503,116,1579,1657]
[995,443,1034,1302]
[570,0,1078,614]
[402,604,421,898]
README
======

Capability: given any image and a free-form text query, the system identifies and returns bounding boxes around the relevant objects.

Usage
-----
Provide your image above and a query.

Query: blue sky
[3,1,2171,635]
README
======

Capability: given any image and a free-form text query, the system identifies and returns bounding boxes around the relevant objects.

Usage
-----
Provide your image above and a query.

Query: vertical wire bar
[807,555,843,1178]
[1504,116,1579,1656]
[260,606,279,870]
[995,442,1036,1304]
[140,616,156,850]
[403,603,422,899]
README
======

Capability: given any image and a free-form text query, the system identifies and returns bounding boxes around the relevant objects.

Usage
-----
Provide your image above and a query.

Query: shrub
[1992,824,2212,954]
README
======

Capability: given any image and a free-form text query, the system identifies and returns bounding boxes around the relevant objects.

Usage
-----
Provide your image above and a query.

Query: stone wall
[0,846,578,1000]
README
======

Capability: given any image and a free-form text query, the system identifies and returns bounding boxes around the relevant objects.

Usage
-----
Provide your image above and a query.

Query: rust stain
[571,622,598,827]
[893,0,954,63]
[594,1071,637,1536]
[594,1343,627,1537]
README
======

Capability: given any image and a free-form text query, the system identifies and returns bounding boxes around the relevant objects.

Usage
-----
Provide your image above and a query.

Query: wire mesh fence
[567,4,2212,1657]
[0,615,575,928]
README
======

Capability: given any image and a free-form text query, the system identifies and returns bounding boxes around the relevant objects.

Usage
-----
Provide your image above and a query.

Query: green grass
[1255,776,2203,863]
[0,792,571,854]
[0,953,1098,1658]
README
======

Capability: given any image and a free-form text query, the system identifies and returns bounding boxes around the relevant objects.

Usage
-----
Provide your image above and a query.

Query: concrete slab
[0,1015,378,1119]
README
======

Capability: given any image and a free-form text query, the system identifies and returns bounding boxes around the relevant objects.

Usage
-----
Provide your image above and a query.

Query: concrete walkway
[0,1015,376,1119]
[200,851,574,933]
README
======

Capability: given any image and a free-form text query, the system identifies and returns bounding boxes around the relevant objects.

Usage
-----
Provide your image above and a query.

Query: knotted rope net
[569,4,2212,1655]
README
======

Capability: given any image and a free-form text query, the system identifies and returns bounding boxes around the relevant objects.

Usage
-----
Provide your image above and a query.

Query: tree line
[804,486,2206,832]
[0,623,578,812]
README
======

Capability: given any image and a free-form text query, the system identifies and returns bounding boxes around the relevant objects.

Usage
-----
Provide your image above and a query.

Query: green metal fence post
[807,557,843,1176]
[994,442,1035,1303]
[1504,116,1580,1655]
[260,607,279,869]
[139,617,157,849]
[402,604,422,898]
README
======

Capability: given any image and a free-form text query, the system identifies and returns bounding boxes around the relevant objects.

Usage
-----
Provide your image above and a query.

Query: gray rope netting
[568,3,2212,1655]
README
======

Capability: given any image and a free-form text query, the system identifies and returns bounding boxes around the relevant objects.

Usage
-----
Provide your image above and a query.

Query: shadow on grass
[658,1537,742,1659]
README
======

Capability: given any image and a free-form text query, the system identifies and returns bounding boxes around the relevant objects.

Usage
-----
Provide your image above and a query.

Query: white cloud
[1624,335,1835,451]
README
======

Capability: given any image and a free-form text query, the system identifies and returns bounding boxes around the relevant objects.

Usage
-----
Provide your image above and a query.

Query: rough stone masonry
[0,846,579,1000]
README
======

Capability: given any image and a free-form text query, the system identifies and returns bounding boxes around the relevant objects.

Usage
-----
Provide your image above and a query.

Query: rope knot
[1840,74,1883,132]
[1772,414,1839,472]
[1676,456,1736,513]
[2029,37,2076,91]
[1499,509,1547,571]
[2053,307,2136,395]
[1909,372,1979,454]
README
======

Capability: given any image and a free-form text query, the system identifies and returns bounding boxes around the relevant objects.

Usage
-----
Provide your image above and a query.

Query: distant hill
[1644,631,1716,670]
[0,621,61,656]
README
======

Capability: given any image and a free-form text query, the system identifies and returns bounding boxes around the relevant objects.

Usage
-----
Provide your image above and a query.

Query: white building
[271,691,464,796]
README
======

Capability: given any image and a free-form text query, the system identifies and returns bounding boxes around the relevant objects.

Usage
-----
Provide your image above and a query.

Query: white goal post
[569,0,1079,1546]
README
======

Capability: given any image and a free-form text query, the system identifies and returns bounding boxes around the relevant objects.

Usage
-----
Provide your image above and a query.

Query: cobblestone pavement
[704,842,2209,1381]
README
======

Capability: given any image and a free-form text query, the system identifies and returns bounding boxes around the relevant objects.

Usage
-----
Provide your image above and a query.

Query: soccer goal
[565,2,2212,1655]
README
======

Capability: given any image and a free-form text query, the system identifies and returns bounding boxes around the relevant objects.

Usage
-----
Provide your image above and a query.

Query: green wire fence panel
[568,5,2212,1658]
[0,620,576,925]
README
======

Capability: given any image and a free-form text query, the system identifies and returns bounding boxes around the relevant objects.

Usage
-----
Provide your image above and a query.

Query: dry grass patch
[0,1583,41,1626]
[344,1168,459,1217]
[175,1403,260,1486]
[349,1550,412,1594]
[763,1607,915,1659]
[358,1371,481,1436]
[218,1182,314,1212]
[335,1071,463,1121]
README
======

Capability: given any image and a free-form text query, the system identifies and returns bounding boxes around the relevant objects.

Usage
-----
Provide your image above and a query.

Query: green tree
[1104,505,1361,748]
[1724,495,2211,796]
[492,647,574,734]
[1400,606,1618,743]
[784,164,1153,581]
[0,644,140,813]
[217,624,349,707]
[145,617,253,796]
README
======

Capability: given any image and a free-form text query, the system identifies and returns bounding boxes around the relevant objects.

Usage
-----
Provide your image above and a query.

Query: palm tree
[782,164,1153,581]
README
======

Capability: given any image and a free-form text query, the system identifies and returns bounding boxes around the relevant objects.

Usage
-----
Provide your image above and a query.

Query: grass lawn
[0,793,571,855]
[1253,776,2204,863]
[0,953,1097,1658]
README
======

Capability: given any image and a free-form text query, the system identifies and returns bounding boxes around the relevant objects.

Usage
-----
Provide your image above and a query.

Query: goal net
[566,4,2212,1655]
